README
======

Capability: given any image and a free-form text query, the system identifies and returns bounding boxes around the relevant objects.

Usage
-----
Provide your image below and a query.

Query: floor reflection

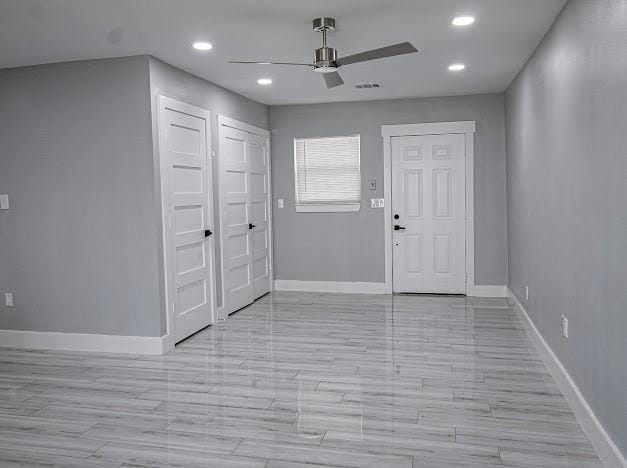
[0,292,602,467]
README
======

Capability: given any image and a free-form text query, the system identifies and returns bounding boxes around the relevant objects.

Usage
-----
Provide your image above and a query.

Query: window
[293,135,361,212]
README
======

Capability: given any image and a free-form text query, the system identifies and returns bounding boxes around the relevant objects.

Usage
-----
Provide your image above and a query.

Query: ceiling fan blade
[336,42,418,66]
[229,61,313,66]
[323,71,344,89]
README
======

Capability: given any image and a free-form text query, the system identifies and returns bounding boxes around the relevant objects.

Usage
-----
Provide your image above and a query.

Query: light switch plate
[0,195,8,210]
[5,293,13,307]
[370,198,384,208]
[277,198,284,209]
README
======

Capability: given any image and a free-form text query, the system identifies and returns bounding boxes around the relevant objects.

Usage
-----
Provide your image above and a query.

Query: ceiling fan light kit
[230,17,418,89]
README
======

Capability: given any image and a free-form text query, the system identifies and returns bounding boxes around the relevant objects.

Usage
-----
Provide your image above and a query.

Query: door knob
[248,223,256,230]
[204,229,213,237]
[394,225,406,231]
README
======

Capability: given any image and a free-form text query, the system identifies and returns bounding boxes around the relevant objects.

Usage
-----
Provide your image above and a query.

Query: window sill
[295,203,361,213]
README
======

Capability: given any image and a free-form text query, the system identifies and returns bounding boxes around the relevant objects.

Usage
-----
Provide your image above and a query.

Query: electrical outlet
[369,180,376,190]
[561,314,569,338]
[525,286,529,301]
[5,293,13,307]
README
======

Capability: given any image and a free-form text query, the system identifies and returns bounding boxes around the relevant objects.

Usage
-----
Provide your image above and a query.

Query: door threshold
[228,291,272,317]
[394,292,466,297]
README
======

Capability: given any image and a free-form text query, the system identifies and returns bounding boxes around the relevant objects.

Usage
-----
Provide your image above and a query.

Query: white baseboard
[0,329,170,355]
[507,288,626,468]
[274,280,388,295]
[273,280,506,297]
[467,284,507,298]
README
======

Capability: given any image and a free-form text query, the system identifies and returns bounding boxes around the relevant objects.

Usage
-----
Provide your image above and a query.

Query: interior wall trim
[273,281,506,297]
[274,280,388,295]
[0,329,171,355]
[507,288,627,468]
[467,285,507,298]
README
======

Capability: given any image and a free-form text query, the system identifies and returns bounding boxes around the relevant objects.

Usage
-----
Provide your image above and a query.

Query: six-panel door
[391,134,466,294]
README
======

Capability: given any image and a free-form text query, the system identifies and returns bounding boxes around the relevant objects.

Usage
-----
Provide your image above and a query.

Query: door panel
[221,126,254,313]
[392,134,465,294]
[248,133,271,299]
[162,106,215,343]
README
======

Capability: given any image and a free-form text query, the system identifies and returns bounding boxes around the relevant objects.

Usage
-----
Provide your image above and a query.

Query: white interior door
[248,132,271,299]
[391,134,466,294]
[219,118,272,315]
[160,99,216,343]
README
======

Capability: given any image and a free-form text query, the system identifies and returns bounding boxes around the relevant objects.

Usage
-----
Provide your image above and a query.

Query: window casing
[293,135,361,212]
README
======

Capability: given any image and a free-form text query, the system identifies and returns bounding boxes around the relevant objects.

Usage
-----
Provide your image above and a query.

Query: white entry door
[159,98,216,343]
[219,118,272,314]
[391,134,466,294]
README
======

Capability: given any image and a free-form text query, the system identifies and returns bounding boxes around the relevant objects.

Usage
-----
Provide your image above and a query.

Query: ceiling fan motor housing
[314,47,338,72]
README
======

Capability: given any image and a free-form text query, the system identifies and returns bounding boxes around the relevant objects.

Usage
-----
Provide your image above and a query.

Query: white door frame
[157,95,216,350]
[382,121,476,295]
[217,115,273,318]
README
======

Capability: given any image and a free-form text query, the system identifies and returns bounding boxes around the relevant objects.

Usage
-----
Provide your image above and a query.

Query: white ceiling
[0,0,566,105]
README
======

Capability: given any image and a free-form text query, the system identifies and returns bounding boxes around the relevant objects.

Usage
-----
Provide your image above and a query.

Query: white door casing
[382,121,476,295]
[391,134,466,293]
[158,97,217,344]
[218,116,272,316]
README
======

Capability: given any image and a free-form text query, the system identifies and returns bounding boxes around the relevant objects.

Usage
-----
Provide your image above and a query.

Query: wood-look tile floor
[0,292,603,467]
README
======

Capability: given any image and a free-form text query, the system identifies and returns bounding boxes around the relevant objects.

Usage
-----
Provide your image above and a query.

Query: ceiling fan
[230,17,418,89]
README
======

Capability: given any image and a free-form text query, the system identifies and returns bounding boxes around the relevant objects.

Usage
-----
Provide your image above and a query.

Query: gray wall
[506,0,627,455]
[0,55,270,337]
[270,95,508,285]
[0,56,161,336]
[147,57,270,309]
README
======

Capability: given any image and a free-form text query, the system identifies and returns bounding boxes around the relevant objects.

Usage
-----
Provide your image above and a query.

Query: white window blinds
[294,135,361,209]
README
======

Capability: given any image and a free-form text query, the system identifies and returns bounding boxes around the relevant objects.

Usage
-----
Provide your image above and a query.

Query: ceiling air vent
[354,83,382,89]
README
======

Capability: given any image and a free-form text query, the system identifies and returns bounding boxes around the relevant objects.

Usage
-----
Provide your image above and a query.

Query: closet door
[219,117,272,315]
[248,133,271,299]
[158,97,216,343]
[221,126,254,313]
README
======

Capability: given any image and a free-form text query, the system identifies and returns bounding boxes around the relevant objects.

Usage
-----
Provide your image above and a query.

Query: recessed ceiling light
[257,62,272,65]
[192,41,213,51]
[448,63,466,72]
[257,78,272,85]
[452,16,475,27]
